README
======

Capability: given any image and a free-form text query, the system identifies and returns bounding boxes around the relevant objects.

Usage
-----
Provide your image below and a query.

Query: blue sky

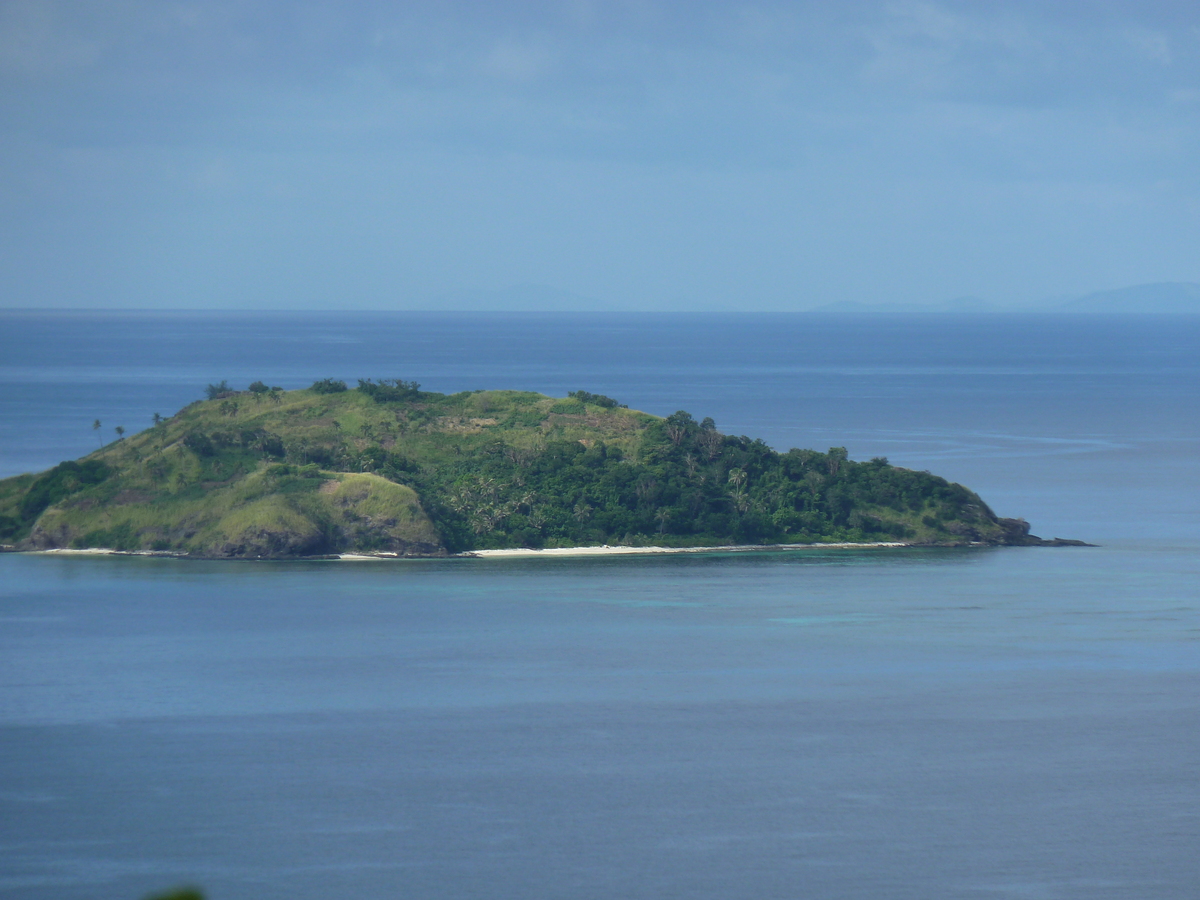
[1,1,1197,310]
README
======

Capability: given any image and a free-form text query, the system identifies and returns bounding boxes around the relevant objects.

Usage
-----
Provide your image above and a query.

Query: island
[0,380,1086,558]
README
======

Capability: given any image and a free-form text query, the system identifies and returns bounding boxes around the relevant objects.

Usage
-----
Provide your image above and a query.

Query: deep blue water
[1,312,1198,899]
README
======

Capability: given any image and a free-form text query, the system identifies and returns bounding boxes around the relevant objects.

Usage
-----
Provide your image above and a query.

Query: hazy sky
[2,0,1198,310]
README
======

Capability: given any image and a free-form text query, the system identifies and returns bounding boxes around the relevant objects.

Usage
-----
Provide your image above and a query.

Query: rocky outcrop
[212,527,328,559]
[997,517,1093,547]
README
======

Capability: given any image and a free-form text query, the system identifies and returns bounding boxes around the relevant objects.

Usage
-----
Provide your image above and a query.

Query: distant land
[1058,282,1200,314]
[0,382,1086,559]
[810,297,1003,314]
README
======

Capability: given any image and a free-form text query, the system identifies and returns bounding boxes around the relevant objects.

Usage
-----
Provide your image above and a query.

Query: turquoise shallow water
[2,547,1198,899]
[1,312,1198,898]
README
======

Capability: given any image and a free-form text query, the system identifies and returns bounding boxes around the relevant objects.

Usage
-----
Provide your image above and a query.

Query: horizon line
[2,307,1199,316]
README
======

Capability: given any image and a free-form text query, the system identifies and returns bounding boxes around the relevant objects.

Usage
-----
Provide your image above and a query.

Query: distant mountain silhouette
[1060,282,1200,313]
[809,296,1001,314]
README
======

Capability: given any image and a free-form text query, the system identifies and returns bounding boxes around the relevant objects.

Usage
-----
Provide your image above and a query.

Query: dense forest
[403,409,1007,552]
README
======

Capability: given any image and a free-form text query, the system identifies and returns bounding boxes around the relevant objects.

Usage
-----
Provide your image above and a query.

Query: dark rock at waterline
[998,517,1094,547]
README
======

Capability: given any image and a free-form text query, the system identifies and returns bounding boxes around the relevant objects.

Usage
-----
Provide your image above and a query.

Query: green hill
[0,380,1071,558]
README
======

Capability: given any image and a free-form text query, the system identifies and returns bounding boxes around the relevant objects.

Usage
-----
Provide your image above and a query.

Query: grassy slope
[0,385,1016,556]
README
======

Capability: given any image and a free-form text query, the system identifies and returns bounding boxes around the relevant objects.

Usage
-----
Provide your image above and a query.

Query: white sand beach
[35,547,119,555]
[31,548,179,557]
[23,543,908,561]
[461,542,908,559]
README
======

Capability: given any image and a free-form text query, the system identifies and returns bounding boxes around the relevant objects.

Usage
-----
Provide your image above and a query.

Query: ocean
[1,311,1198,899]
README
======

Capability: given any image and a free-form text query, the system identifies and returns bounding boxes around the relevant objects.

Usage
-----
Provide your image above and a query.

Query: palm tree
[114,425,125,441]
[251,430,276,458]
[93,419,102,449]
[728,468,749,513]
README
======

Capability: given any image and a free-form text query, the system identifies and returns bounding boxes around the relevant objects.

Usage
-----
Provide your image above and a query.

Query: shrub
[204,380,232,400]
[568,390,626,409]
[0,514,22,541]
[310,379,348,394]
[357,378,421,403]
[550,399,586,415]
[143,888,204,900]
[75,521,136,551]
[183,432,215,457]
[18,460,110,522]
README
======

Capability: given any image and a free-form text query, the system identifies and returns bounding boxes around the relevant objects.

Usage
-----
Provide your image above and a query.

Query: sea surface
[1,311,1198,899]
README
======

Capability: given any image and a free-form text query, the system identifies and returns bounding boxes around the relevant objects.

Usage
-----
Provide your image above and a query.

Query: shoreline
[15,541,915,561]
[459,542,910,558]
[7,537,1092,560]
[25,547,175,557]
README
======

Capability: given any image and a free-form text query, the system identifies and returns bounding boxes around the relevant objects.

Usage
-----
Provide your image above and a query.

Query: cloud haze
[1,1,1197,310]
